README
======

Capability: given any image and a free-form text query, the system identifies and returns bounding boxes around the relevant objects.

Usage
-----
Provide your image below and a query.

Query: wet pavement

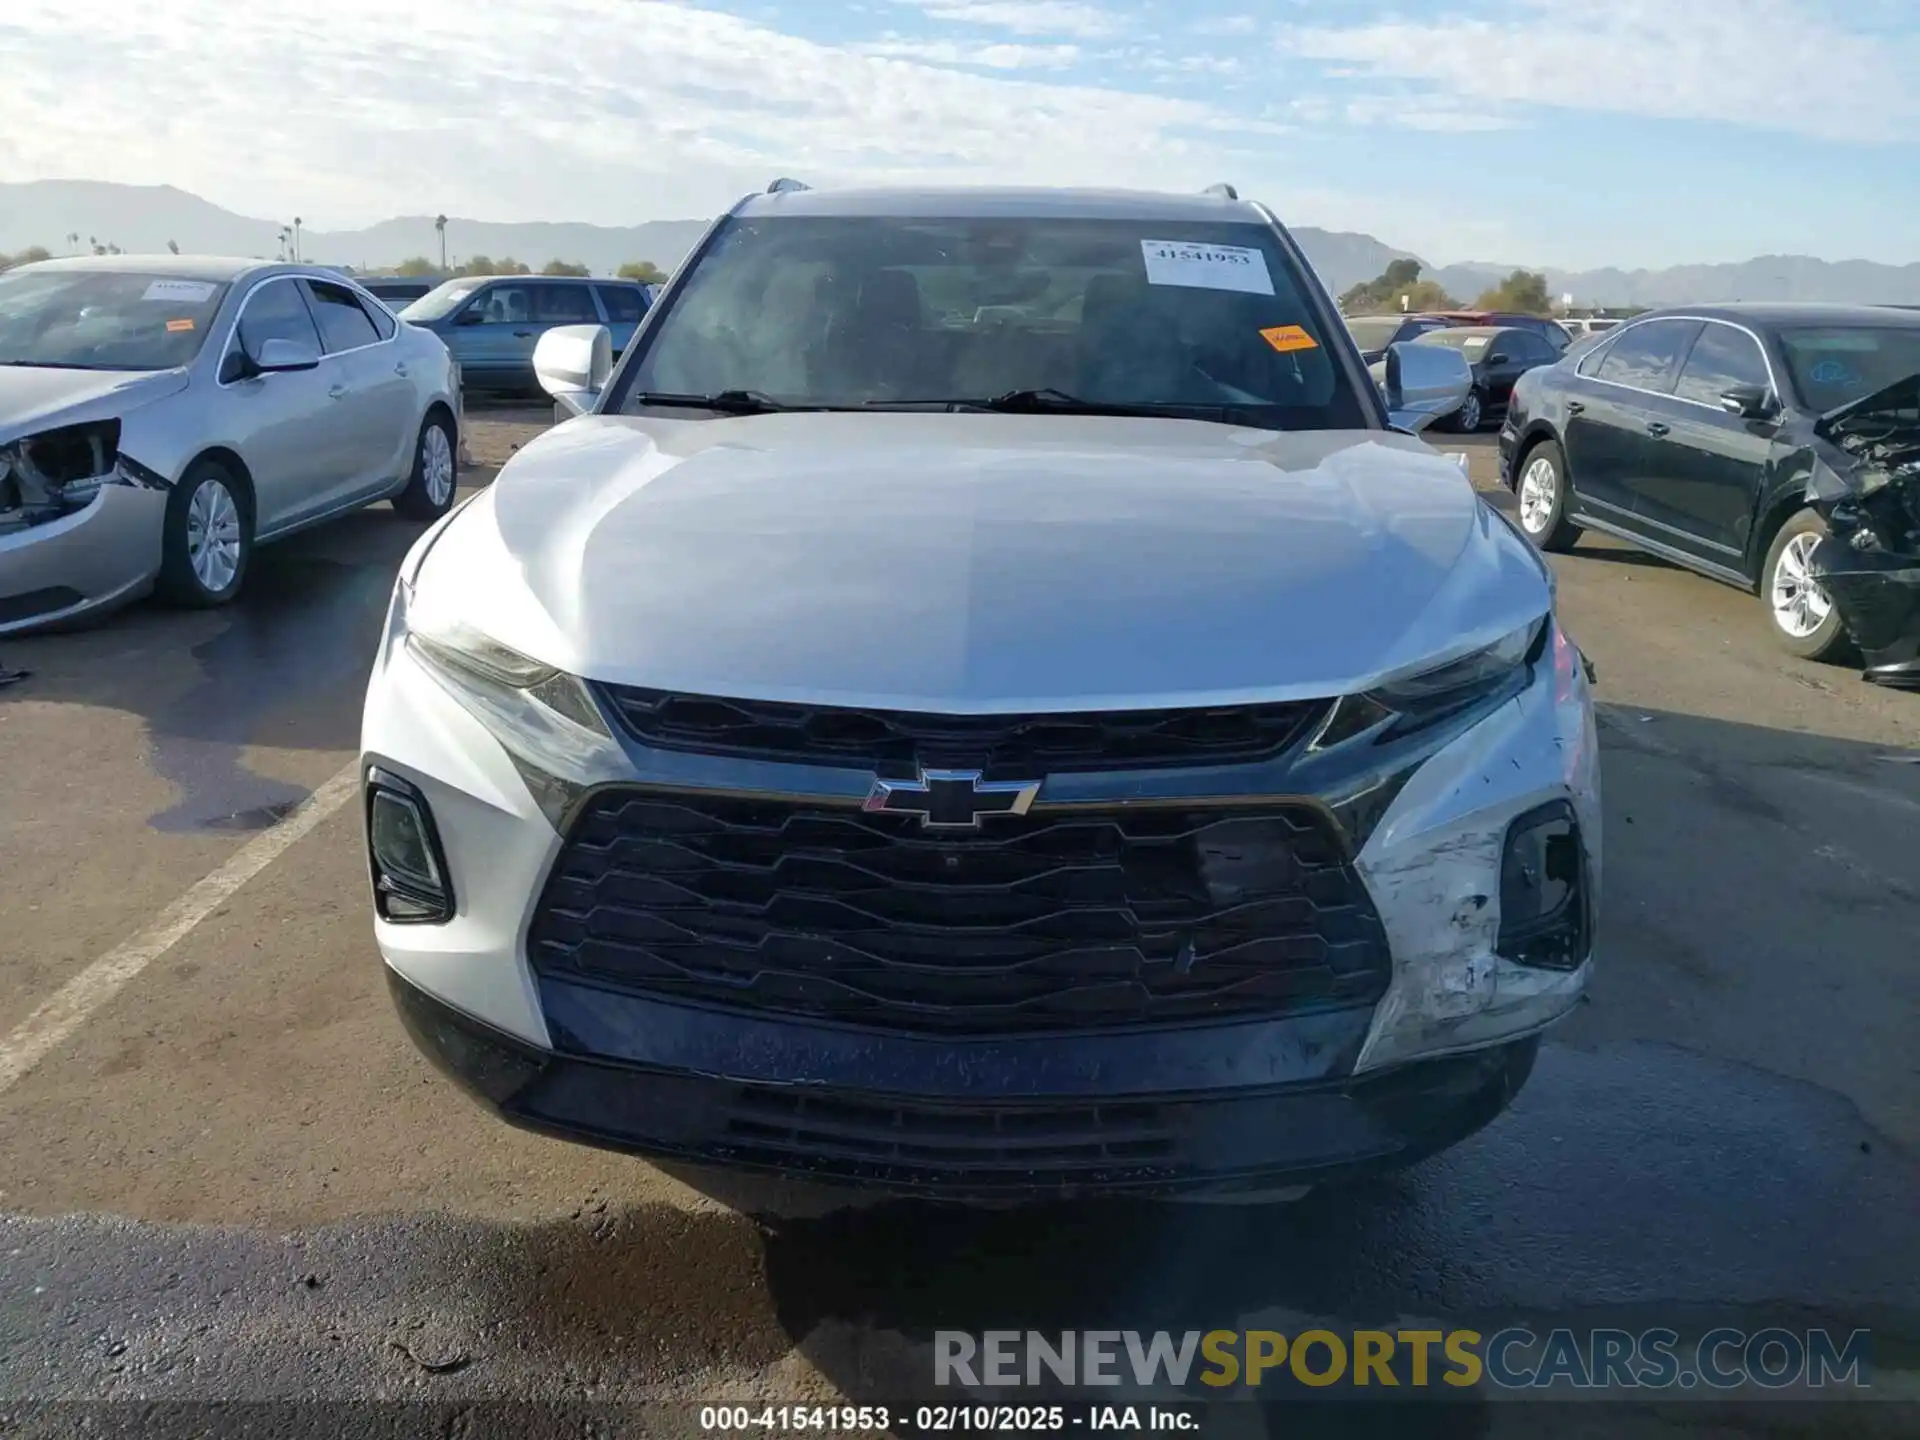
[0,425,1915,1433]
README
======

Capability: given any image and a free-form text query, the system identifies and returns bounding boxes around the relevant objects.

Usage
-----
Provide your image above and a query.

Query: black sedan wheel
[1763,510,1849,661]
[1514,439,1582,553]
[1446,386,1485,433]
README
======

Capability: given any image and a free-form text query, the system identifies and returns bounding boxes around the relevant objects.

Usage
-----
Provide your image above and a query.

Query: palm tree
[66,232,79,254]
[293,216,302,262]
[435,214,448,272]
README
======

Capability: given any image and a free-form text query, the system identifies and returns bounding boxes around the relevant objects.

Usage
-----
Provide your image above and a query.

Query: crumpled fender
[1808,539,1920,687]
[1804,373,1920,687]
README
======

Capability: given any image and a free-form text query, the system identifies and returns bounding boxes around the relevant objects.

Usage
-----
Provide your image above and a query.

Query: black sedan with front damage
[1499,304,1920,681]
[1414,325,1563,434]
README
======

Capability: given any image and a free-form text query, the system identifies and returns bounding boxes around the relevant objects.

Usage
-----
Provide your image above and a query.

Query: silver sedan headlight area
[394,583,627,828]
[0,418,128,535]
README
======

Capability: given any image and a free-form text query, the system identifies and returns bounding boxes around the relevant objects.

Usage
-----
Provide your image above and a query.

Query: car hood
[0,366,190,446]
[416,412,1551,709]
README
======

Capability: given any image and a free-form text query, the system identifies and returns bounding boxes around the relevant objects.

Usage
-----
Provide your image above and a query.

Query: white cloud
[854,38,1081,69]
[0,0,1277,227]
[1284,0,1920,143]
[902,0,1122,39]
[1130,51,1248,77]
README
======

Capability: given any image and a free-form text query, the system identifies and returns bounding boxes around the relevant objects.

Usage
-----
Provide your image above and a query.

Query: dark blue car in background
[399,275,653,394]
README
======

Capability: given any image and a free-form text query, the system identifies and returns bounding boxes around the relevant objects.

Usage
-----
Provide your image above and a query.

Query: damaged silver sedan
[1,257,462,635]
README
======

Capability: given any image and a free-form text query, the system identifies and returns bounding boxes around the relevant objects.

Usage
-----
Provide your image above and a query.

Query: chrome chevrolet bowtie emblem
[863,768,1041,830]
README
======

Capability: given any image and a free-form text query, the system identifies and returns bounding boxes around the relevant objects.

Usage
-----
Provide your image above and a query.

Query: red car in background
[1422,310,1574,353]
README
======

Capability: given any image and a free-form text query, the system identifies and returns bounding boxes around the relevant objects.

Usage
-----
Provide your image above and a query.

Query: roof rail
[1202,182,1239,200]
[767,177,810,193]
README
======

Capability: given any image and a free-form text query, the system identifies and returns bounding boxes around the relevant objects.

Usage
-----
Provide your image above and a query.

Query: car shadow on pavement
[1558,540,1684,572]
[0,502,450,832]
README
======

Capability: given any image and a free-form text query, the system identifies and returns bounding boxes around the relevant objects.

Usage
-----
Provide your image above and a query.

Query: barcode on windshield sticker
[141,279,217,304]
[1141,240,1274,295]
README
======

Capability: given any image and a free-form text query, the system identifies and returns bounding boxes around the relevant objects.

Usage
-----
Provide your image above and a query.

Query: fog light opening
[365,767,454,924]
[1496,800,1588,971]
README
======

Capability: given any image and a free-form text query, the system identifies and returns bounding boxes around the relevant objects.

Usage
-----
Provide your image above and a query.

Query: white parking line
[0,761,361,1097]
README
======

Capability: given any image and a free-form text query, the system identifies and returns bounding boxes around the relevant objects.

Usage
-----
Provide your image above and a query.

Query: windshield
[0,269,230,371]
[615,214,1370,430]
[1345,317,1404,350]
[1778,326,1920,412]
[398,278,486,322]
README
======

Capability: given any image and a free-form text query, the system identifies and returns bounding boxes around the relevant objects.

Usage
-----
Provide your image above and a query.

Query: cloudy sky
[4,0,1916,268]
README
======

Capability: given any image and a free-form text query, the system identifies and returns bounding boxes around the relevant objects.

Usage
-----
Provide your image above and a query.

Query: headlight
[1373,617,1546,708]
[401,599,628,827]
[0,418,122,516]
[1313,615,1549,751]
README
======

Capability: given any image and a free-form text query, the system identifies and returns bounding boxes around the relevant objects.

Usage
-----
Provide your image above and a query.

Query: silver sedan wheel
[1770,531,1832,638]
[1518,455,1558,534]
[187,480,243,593]
[422,423,455,506]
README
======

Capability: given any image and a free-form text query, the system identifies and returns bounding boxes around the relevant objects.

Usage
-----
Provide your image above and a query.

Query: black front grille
[527,788,1392,1035]
[596,686,1326,776]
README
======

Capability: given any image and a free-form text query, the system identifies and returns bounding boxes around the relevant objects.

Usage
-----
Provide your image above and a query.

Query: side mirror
[1486,350,1512,365]
[253,337,321,372]
[534,324,612,416]
[1718,384,1775,420]
[1383,340,1473,434]
[453,308,486,326]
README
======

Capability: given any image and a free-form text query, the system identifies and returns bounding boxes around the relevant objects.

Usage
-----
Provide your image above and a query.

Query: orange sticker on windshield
[165,318,196,332]
[1260,325,1318,353]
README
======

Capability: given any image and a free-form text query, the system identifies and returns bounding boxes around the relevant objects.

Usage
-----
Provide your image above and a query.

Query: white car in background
[0,256,462,634]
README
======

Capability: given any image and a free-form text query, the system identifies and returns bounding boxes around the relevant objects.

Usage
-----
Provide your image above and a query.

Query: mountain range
[5,179,1919,308]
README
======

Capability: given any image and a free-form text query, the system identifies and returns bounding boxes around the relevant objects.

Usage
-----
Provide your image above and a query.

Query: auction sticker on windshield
[1141,240,1275,296]
[142,279,217,303]
[1260,324,1319,353]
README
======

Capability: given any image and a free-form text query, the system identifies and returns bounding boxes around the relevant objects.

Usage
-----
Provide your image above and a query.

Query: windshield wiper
[0,359,112,370]
[956,389,1264,424]
[629,389,794,415]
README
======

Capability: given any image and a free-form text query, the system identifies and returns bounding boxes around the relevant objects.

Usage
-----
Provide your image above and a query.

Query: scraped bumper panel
[0,485,166,635]
[1807,371,1920,686]
[389,966,1536,1200]
[1808,540,1920,688]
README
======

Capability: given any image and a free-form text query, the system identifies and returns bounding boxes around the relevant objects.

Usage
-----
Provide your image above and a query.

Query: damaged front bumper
[1808,543,1920,687]
[364,597,1600,1199]
[1806,374,1920,689]
[0,443,171,634]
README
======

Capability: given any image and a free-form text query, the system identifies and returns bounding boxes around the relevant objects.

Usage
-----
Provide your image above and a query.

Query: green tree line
[1339,258,1556,316]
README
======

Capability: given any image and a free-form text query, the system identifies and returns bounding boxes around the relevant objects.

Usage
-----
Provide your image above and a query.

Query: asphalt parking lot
[1,416,1916,1431]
